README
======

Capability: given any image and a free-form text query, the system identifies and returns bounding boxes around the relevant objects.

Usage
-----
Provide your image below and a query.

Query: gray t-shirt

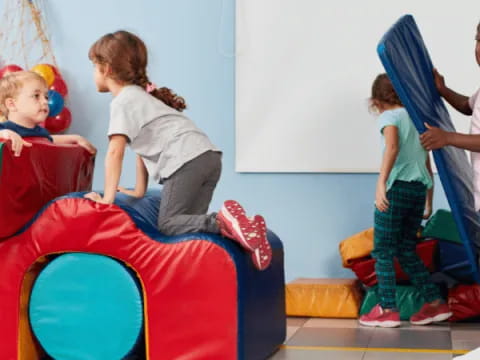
[108,85,219,183]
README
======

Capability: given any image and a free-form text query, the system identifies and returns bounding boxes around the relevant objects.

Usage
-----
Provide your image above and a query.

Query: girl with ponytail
[85,30,271,270]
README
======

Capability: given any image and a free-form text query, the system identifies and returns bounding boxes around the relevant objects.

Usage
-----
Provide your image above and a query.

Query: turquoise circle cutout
[29,253,143,360]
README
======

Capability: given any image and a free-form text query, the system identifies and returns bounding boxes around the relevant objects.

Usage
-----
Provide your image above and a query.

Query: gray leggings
[157,151,222,236]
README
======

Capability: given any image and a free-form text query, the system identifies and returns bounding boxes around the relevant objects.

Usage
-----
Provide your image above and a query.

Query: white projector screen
[235,1,478,172]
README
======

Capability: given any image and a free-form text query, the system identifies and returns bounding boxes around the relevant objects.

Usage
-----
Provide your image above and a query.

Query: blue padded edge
[20,190,285,360]
[377,15,480,283]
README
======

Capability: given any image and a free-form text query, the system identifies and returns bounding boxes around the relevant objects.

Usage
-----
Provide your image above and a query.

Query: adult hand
[433,68,446,95]
[420,123,449,150]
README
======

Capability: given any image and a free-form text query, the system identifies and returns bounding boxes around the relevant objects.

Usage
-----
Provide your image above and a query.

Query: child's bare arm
[0,129,32,156]
[434,69,472,115]
[376,125,399,212]
[85,135,126,204]
[52,134,97,154]
[424,155,434,219]
[117,155,148,198]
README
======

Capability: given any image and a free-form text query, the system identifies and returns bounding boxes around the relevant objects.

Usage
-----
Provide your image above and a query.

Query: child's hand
[117,186,143,198]
[84,192,110,204]
[0,129,32,157]
[375,182,389,212]
[423,205,433,220]
[433,68,446,95]
[420,123,450,150]
[75,136,97,155]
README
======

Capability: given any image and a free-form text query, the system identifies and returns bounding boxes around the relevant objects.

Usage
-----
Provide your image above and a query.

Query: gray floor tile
[363,351,454,360]
[451,323,480,330]
[287,327,374,347]
[399,321,451,332]
[269,348,365,360]
[451,329,480,350]
[303,318,360,329]
[367,327,452,350]
[287,317,310,327]
[286,326,300,342]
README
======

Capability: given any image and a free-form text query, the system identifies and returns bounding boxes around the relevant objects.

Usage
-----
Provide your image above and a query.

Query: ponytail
[148,85,187,112]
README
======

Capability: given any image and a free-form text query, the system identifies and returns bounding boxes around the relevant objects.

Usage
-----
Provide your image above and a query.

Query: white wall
[236,0,478,172]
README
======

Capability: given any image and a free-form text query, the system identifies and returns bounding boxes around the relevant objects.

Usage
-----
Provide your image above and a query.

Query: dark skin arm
[433,68,472,115]
[420,69,476,151]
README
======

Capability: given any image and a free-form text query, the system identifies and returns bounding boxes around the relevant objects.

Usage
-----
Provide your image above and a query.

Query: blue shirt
[0,121,53,142]
[377,108,432,191]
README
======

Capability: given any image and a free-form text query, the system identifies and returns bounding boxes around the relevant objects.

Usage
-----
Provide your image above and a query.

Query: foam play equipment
[0,139,286,360]
[360,285,426,321]
[350,239,437,287]
[377,15,480,282]
[448,284,480,322]
[339,228,374,268]
[423,209,462,244]
[437,240,475,282]
[0,138,94,239]
[29,253,144,359]
[286,278,363,318]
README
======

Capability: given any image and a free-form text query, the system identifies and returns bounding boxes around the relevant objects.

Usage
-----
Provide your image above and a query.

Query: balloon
[44,107,71,134]
[50,76,68,97]
[31,64,55,86]
[47,89,64,117]
[0,64,23,78]
[50,65,61,76]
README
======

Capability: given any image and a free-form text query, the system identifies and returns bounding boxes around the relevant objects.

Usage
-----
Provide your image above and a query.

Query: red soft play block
[0,198,238,360]
[350,239,438,287]
[0,138,94,239]
[448,284,480,322]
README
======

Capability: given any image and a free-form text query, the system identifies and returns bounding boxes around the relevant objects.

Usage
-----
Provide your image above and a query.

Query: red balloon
[0,64,23,78]
[50,76,68,97]
[44,107,72,134]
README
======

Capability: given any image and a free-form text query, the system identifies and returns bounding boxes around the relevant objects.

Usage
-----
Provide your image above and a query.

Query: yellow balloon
[31,64,55,86]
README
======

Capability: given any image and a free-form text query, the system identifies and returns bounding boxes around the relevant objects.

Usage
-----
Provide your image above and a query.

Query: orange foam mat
[286,278,363,318]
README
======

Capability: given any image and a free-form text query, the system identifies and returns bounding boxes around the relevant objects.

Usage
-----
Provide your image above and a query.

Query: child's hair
[88,30,187,112]
[369,73,402,112]
[0,71,47,117]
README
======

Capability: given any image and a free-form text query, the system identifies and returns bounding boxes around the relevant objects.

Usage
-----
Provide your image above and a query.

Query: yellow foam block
[339,228,374,268]
[286,278,363,318]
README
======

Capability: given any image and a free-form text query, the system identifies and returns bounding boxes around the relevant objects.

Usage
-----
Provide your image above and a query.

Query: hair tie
[146,82,157,93]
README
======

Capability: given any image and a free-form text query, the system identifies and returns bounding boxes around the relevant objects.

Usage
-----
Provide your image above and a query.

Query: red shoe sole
[250,215,272,271]
[218,200,261,251]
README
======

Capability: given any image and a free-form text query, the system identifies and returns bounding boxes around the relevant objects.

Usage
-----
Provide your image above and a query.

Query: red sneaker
[217,201,272,270]
[250,215,272,270]
[217,200,261,251]
[410,302,452,325]
[359,304,400,328]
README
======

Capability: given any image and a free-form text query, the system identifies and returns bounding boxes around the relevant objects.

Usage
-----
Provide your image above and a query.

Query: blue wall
[42,0,449,281]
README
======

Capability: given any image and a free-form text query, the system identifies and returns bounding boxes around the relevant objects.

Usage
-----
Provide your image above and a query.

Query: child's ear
[4,97,16,112]
[102,64,112,77]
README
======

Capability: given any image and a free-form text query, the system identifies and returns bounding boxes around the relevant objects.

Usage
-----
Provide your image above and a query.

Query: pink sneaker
[359,304,400,328]
[217,200,272,270]
[410,302,452,325]
[250,215,272,270]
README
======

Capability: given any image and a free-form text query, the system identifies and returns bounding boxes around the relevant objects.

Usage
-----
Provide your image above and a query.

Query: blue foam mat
[377,15,480,283]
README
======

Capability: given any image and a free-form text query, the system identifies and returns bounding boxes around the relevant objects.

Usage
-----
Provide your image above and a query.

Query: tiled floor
[268,318,480,360]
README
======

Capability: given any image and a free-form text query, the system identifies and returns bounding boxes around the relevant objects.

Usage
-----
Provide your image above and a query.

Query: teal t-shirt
[378,107,432,191]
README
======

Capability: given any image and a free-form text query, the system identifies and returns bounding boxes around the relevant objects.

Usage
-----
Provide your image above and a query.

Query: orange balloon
[31,64,55,86]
